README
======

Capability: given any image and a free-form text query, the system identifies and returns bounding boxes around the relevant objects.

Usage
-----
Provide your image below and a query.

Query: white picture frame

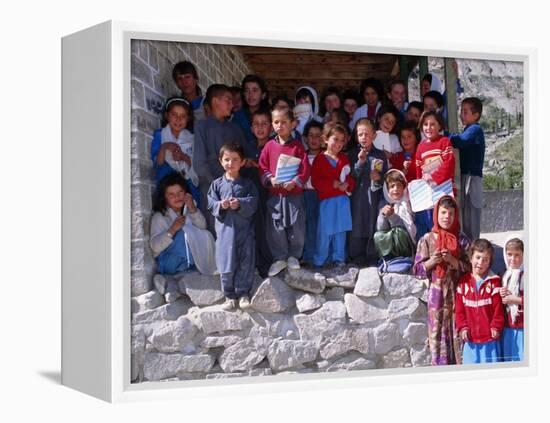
[62,20,536,403]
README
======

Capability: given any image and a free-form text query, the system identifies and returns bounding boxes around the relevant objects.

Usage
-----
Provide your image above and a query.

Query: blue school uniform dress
[311,153,355,267]
[207,175,258,299]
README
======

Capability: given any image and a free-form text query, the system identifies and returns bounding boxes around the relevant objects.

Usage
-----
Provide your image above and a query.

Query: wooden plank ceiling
[235,46,401,100]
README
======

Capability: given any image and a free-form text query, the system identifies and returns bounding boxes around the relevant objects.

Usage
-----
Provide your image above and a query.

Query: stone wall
[130,39,251,295]
[131,266,430,382]
[481,190,524,233]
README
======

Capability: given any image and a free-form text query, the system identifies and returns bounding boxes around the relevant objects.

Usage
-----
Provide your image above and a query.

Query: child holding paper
[348,118,388,265]
[259,108,311,276]
[414,111,456,240]
[311,122,355,268]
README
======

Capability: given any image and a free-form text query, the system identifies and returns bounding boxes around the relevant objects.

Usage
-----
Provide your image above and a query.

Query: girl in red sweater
[311,122,356,268]
[414,111,456,240]
[455,239,505,364]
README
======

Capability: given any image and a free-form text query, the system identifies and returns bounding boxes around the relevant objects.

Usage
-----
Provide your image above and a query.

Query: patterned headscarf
[431,195,460,278]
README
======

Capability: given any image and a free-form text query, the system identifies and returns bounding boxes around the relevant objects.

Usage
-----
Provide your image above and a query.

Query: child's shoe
[268,260,287,276]
[221,298,237,311]
[238,296,251,310]
[287,256,301,270]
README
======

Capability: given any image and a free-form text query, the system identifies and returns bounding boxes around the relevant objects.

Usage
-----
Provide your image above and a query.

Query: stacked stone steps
[131,266,430,383]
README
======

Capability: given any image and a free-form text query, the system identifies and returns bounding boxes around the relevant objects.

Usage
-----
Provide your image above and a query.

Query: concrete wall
[130,39,251,295]
[481,190,524,233]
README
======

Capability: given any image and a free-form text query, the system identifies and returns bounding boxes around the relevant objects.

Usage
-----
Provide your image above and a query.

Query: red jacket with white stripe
[455,272,505,344]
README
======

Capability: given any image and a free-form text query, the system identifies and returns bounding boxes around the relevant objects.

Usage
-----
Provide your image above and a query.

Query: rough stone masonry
[131,265,431,383]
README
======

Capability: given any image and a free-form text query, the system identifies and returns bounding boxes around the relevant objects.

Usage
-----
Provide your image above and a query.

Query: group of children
[146,60,525,365]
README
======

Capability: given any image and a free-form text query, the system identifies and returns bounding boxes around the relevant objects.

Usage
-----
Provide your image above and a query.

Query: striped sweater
[414,136,455,185]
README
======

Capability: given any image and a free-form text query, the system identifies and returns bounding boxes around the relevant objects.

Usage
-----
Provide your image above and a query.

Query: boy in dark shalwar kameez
[207,143,258,310]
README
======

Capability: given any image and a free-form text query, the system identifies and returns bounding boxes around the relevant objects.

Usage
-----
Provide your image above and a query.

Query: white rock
[218,337,270,372]
[294,301,347,341]
[354,267,381,297]
[387,297,426,321]
[250,277,296,313]
[143,353,215,381]
[325,266,359,288]
[320,326,373,360]
[383,273,425,297]
[284,269,326,293]
[149,315,198,353]
[373,322,401,354]
[133,298,193,324]
[132,290,165,314]
[410,344,431,367]
[198,308,243,334]
[403,322,428,346]
[344,293,388,324]
[200,335,243,349]
[381,348,411,368]
[247,312,299,339]
[326,353,376,372]
[295,292,323,313]
[180,272,225,306]
[267,340,319,372]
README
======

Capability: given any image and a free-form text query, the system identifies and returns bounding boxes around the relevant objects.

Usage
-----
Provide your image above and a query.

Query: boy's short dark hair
[251,108,272,123]
[271,95,295,110]
[303,120,323,137]
[342,88,360,104]
[229,85,241,95]
[219,142,245,160]
[407,101,423,113]
[172,61,201,96]
[469,238,495,263]
[424,90,445,108]
[204,84,231,108]
[385,170,406,187]
[505,238,524,252]
[462,97,483,118]
[399,120,421,144]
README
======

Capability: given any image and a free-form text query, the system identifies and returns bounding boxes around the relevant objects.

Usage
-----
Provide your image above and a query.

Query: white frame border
[106,20,536,403]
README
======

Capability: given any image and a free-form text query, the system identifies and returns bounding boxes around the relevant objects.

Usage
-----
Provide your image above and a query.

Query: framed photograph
[62,21,535,403]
